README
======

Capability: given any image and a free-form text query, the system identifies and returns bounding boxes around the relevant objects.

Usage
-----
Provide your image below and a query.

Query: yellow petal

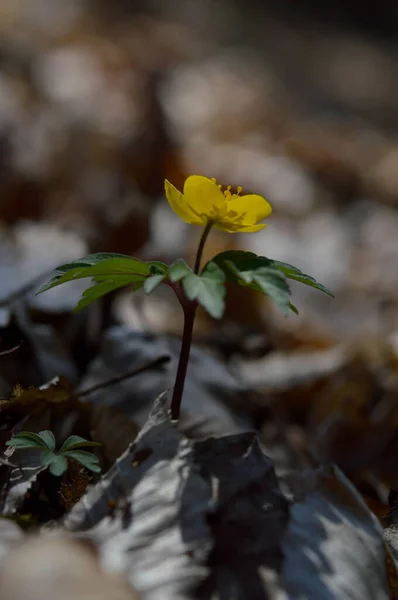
[212,222,240,233]
[238,223,267,232]
[183,175,225,217]
[212,221,267,233]
[164,180,205,225]
[228,194,272,225]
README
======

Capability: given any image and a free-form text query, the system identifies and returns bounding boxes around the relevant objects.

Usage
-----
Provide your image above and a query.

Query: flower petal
[238,223,267,232]
[212,222,240,233]
[183,175,225,217]
[228,194,272,225]
[165,180,205,225]
[213,222,267,233]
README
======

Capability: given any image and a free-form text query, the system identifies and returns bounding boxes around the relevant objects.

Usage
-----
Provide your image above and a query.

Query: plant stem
[170,306,196,420]
[193,220,212,274]
[170,221,213,421]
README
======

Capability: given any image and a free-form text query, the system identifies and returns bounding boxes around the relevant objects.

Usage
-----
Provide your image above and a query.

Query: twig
[0,344,21,358]
[78,355,170,397]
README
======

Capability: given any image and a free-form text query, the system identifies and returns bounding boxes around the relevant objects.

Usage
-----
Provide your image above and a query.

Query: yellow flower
[164,174,272,233]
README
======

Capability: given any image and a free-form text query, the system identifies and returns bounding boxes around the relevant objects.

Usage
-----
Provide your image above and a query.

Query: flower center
[211,179,243,201]
[207,178,247,227]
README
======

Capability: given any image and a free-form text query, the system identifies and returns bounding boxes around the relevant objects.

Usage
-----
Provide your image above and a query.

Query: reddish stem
[170,221,212,421]
[170,302,196,420]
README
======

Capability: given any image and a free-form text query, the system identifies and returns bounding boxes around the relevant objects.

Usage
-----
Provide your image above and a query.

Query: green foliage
[4,431,53,450]
[169,259,192,282]
[169,259,227,318]
[271,260,334,297]
[60,450,101,473]
[211,250,273,277]
[147,261,169,275]
[144,274,166,294]
[37,253,152,311]
[181,262,226,319]
[37,249,332,320]
[39,254,150,289]
[210,250,334,316]
[35,430,56,451]
[40,451,68,476]
[59,435,102,452]
[6,431,101,477]
[76,276,143,311]
[225,260,291,316]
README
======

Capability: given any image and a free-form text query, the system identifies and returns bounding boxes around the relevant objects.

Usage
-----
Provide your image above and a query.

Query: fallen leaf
[282,465,390,599]
[65,393,212,599]
[78,326,253,437]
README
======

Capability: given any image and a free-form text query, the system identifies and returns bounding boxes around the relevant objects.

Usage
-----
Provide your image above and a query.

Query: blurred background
[0,0,397,516]
[1,0,398,342]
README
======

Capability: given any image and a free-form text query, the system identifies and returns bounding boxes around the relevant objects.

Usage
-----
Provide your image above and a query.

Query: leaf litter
[0,1,398,597]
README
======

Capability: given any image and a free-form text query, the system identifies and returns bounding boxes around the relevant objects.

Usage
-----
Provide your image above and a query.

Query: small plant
[37,175,333,421]
[6,431,101,476]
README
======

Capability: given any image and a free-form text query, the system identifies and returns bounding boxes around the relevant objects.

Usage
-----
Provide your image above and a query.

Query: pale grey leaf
[281,465,390,600]
[1,448,47,515]
[64,393,213,600]
[78,326,253,437]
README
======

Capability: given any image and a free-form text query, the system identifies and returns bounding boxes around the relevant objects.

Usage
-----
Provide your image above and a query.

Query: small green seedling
[6,431,101,476]
[37,174,334,421]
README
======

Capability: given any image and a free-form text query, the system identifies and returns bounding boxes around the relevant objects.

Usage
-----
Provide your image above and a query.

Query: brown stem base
[170,304,196,421]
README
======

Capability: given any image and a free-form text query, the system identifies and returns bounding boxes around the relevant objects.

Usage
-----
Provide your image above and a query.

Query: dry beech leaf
[282,465,390,599]
[79,326,253,437]
[64,394,290,599]
[54,395,394,599]
[0,376,75,425]
[64,393,212,599]
[234,345,348,392]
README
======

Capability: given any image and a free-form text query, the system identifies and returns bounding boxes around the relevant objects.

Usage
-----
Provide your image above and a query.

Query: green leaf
[37,254,150,295]
[131,278,146,292]
[147,261,169,275]
[212,251,291,315]
[50,253,141,272]
[210,250,333,315]
[59,435,102,453]
[272,260,334,297]
[40,449,57,466]
[39,449,69,477]
[251,268,291,316]
[47,454,68,476]
[226,260,291,316]
[37,430,56,451]
[5,432,50,450]
[144,274,165,294]
[182,262,226,319]
[211,250,272,280]
[63,450,101,473]
[75,275,144,311]
[169,259,192,282]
